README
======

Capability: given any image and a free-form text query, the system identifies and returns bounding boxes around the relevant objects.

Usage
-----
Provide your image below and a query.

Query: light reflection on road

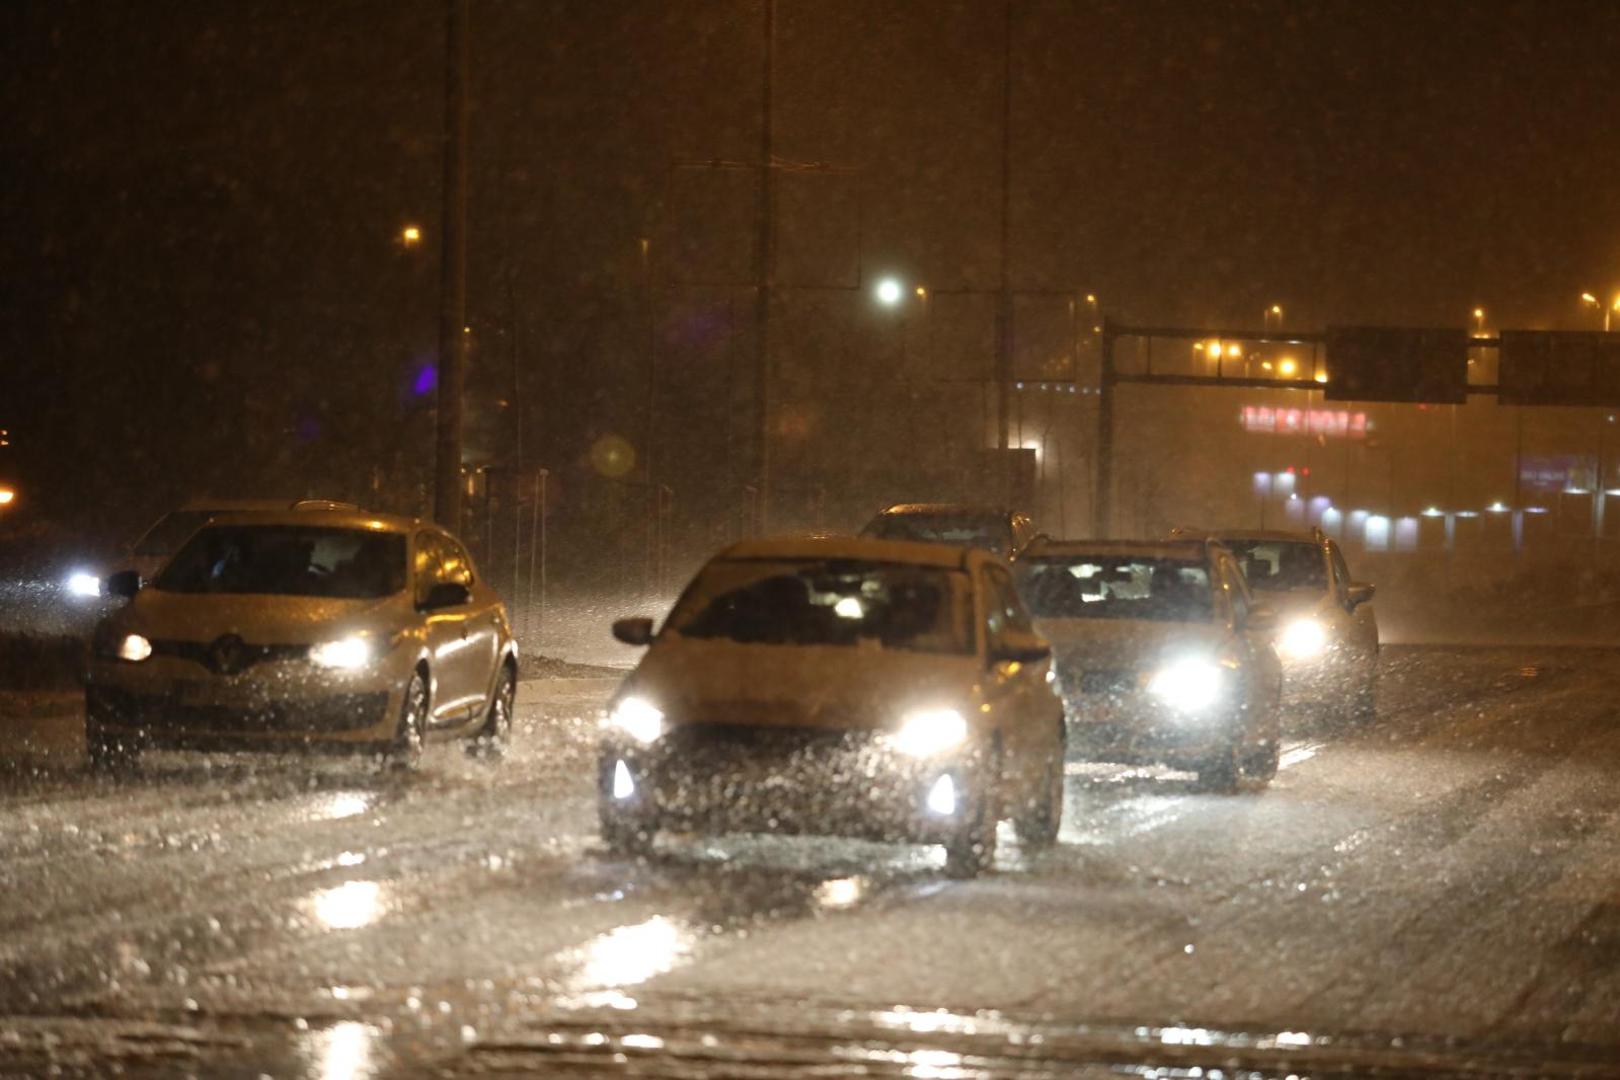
[308,881,385,931]
[306,1021,376,1080]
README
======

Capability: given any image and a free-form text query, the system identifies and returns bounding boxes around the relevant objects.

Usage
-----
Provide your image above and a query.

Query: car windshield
[664,558,972,654]
[1018,555,1213,621]
[131,510,215,557]
[155,525,406,599]
[862,513,1009,555]
[1224,540,1328,592]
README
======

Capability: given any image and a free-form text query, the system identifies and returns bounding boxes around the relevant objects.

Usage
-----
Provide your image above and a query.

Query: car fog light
[117,633,152,663]
[607,696,664,744]
[926,774,958,816]
[1278,618,1328,661]
[309,636,373,670]
[893,708,968,757]
[612,759,636,800]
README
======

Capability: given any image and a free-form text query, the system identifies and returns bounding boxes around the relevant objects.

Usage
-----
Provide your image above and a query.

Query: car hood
[624,636,981,730]
[1033,617,1230,670]
[112,590,402,645]
[1250,587,1328,620]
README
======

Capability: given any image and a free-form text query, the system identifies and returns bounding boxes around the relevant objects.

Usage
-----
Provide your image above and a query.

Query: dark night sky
[3,0,1619,541]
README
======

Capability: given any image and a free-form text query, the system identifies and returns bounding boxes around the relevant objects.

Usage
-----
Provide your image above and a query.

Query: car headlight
[308,636,373,670]
[116,634,152,663]
[1147,658,1224,713]
[1278,618,1328,661]
[892,708,968,757]
[606,696,664,744]
[66,572,103,599]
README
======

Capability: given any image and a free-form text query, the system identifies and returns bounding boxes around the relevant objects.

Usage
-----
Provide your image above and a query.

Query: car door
[1222,553,1281,734]
[441,532,503,705]
[978,561,1056,797]
[1330,542,1379,653]
[413,530,478,725]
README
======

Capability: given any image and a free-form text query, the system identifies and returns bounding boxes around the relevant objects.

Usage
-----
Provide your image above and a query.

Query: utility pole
[995,0,1014,452]
[433,0,470,528]
[751,0,777,534]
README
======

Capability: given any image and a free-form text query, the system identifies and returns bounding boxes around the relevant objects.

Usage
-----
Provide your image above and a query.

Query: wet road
[2,647,1619,1077]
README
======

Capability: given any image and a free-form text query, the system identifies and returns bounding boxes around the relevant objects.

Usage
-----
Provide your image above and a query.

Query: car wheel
[1351,666,1379,724]
[944,767,998,878]
[600,817,657,858]
[466,663,515,761]
[86,721,138,775]
[1241,737,1279,785]
[386,670,429,771]
[1013,722,1065,849]
[1196,742,1242,794]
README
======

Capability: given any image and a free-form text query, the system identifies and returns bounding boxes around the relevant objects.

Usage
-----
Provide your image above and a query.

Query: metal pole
[539,468,549,643]
[751,0,776,535]
[527,469,542,638]
[995,0,1014,452]
[433,0,470,528]
[1093,321,1116,537]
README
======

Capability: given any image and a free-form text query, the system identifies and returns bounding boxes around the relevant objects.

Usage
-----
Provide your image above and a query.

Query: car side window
[414,532,446,606]
[1328,543,1352,606]
[984,564,1033,639]
[440,535,475,588]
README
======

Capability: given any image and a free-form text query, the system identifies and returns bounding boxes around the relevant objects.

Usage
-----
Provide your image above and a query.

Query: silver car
[85,508,517,770]
[1016,538,1284,792]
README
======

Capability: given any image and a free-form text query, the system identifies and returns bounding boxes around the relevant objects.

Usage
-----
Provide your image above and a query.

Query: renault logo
[209,634,248,675]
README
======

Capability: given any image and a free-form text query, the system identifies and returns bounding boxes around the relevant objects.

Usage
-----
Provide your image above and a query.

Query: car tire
[944,770,998,878]
[466,663,515,761]
[1241,737,1279,785]
[1013,722,1065,849]
[1197,743,1242,794]
[385,670,429,771]
[86,722,138,775]
[600,817,657,858]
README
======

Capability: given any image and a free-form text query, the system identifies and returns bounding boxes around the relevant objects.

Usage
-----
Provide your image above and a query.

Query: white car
[1175,527,1379,724]
[598,536,1067,877]
[85,507,517,770]
[1016,538,1284,792]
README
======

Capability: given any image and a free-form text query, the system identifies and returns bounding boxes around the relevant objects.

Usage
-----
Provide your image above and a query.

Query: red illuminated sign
[1240,406,1368,439]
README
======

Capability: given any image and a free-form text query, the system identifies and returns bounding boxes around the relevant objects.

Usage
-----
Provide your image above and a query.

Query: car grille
[150,639,310,675]
[89,686,390,733]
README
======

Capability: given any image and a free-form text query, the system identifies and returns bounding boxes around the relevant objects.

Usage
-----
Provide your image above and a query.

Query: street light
[874,278,904,306]
[0,486,14,507]
[400,224,422,248]
[1472,307,1485,334]
[1581,291,1617,332]
[1264,304,1283,330]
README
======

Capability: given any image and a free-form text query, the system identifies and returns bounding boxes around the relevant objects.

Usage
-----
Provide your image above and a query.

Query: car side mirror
[1347,582,1376,609]
[419,582,470,611]
[612,617,655,646]
[1245,604,1277,633]
[106,570,141,600]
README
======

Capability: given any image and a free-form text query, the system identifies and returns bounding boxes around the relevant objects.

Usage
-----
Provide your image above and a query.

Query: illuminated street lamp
[1278,357,1299,377]
[874,277,904,306]
[0,486,14,507]
[1472,307,1485,334]
[1581,291,1619,332]
[1264,304,1283,330]
[400,224,422,248]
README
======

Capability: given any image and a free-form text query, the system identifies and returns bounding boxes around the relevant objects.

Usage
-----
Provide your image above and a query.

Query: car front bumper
[598,724,988,844]
[1064,696,1241,768]
[86,654,406,751]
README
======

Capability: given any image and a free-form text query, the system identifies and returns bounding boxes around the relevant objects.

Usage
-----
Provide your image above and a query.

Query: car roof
[718,534,975,569]
[872,503,1012,518]
[1173,526,1326,545]
[1024,538,1212,561]
[194,508,425,534]
[176,498,362,514]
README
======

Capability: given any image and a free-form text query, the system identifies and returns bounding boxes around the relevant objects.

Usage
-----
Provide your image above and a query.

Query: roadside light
[0,487,13,506]
[915,285,928,299]
[1207,341,1223,358]
[1314,372,1329,384]
[401,225,422,247]
[1278,358,1298,377]
[874,278,904,306]
[1582,292,1599,305]
[1228,344,1243,358]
